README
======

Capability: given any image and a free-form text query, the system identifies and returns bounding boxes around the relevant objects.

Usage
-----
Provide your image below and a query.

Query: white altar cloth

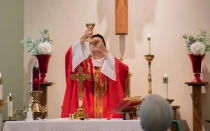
[3,118,143,131]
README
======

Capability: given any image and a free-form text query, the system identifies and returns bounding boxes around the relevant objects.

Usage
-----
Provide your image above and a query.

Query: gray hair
[139,94,173,131]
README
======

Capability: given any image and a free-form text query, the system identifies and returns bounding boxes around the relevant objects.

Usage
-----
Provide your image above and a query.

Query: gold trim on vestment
[93,67,105,118]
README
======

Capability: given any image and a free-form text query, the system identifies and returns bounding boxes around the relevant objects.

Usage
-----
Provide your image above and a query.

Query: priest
[61,28,129,118]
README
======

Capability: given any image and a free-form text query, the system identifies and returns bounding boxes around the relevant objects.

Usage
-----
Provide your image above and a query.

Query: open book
[108,96,143,120]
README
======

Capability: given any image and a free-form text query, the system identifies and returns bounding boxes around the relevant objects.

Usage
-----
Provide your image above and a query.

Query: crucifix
[70,66,91,119]
[116,0,128,61]
[115,0,128,35]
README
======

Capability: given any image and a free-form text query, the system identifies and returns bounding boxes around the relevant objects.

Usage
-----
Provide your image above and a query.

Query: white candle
[163,73,168,99]
[7,93,13,119]
[147,33,151,54]
[0,73,3,99]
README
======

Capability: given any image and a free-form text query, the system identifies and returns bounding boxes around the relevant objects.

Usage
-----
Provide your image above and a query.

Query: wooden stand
[170,105,180,131]
[172,105,180,120]
[40,82,54,116]
[185,82,208,131]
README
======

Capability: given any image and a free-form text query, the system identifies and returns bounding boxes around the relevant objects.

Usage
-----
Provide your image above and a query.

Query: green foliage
[20,29,52,55]
[39,29,52,43]
[183,29,210,53]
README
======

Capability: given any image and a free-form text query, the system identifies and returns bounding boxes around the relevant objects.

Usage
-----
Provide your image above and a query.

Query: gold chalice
[85,23,95,42]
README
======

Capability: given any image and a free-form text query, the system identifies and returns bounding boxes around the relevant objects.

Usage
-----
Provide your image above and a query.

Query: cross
[115,0,128,35]
[70,66,91,100]
[119,56,124,61]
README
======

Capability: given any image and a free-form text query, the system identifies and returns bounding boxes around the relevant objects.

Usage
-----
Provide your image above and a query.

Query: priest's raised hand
[80,28,93,43]
[61,31,129,118]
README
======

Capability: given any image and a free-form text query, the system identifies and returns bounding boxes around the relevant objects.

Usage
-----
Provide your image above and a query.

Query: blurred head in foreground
[139,94,173,131]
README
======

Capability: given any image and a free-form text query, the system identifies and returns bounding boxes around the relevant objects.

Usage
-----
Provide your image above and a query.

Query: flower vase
[188,54,205,82]
[35,54,51,83]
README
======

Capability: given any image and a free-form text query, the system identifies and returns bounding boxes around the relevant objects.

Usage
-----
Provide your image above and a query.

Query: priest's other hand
[80,28,93,43]
[97,41,109,56]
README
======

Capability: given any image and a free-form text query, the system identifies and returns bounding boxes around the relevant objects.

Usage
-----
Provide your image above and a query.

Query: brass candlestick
[126,72,132,97]
[145,54,154,94]
[85,23,95,42]
[118,57,132,97]
[0,100,7,113]
[29,91,46,113]
[14,91,47,120]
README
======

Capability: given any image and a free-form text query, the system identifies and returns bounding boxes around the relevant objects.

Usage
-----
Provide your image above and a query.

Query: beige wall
[0,0,24,123]
[24,0,210,130]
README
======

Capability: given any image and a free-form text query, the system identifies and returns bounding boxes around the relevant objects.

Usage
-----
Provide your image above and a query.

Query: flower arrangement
[20,29,52,55]
[182,30,210,55]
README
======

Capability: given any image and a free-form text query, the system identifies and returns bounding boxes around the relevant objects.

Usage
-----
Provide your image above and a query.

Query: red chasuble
[61,46,129,118]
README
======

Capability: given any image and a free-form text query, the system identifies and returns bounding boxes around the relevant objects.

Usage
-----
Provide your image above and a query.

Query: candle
[163,73,168,99]
[7,93,13,120]
[31,67,40,91]
[147,33,151,54]
[0,73,3,99]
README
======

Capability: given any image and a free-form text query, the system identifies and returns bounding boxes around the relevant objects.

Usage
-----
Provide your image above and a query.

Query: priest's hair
[139,94,173,131]
[91,34,106,47]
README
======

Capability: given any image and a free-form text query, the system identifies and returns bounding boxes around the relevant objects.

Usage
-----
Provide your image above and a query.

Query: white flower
[37,42,52,54]
[190,41,205,55]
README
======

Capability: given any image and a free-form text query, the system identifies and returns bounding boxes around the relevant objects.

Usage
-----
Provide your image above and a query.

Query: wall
[0,0,24,127]
[24,0,210,130]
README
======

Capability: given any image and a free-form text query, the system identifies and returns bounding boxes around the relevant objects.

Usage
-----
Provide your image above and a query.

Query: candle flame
[0,72,1,77]
[9,93,11,96]
[165,73,167,77]
[148,33,150,37]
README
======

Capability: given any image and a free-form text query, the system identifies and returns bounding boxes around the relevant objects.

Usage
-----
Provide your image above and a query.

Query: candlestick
[145,54,154,94]
[163,73,168,99]
[14,91,47,120]
[7,93,13,120]
[0,99,7,129]
[31,67,40,91]
[147,33,151,54]
[0,73,3,99]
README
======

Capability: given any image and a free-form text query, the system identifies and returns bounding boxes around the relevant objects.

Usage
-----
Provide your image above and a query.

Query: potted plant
[183,29,210,82]
[21,30,52,83]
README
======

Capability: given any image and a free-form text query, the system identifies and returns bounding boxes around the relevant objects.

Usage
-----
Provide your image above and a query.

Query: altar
[3,118,143,131]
